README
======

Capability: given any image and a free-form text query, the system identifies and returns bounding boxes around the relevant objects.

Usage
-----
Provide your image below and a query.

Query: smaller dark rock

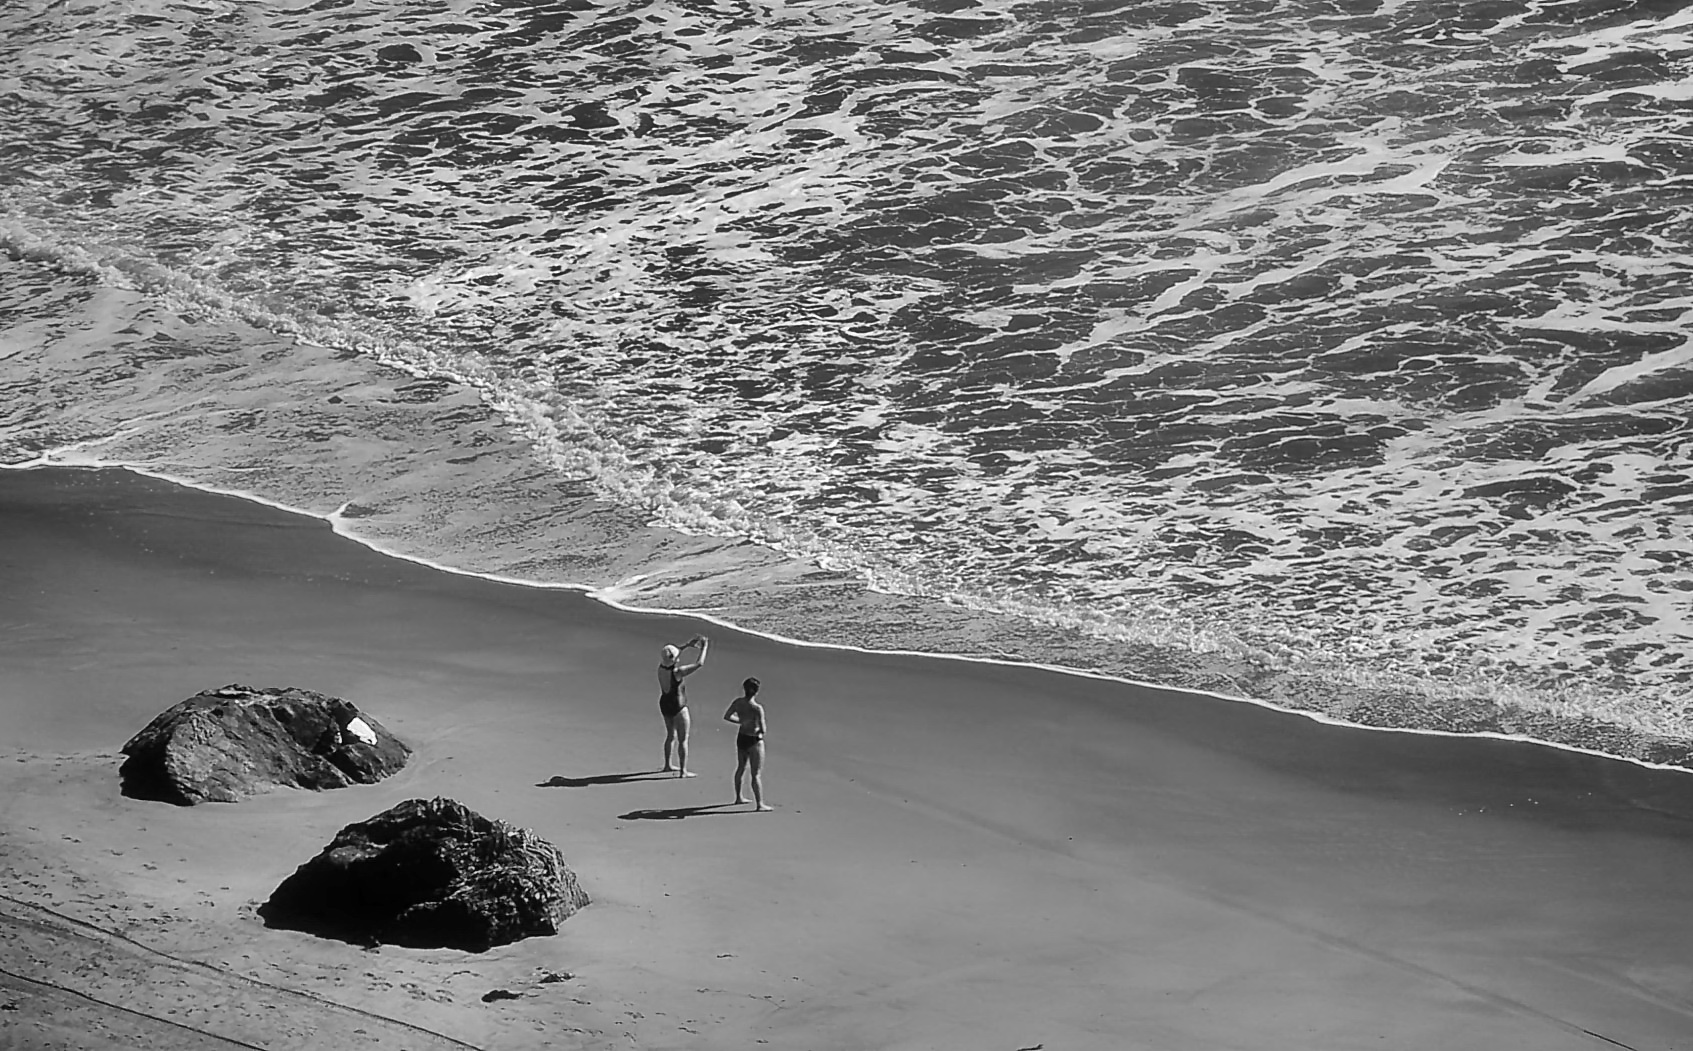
[260,797,590,952]
[482,989,523,1002]
[119,685,410,805]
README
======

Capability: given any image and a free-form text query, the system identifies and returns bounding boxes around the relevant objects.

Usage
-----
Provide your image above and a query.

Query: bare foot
[755,804,774,812]
[680,771,697,778]
[733,797,746,805]
[661,765,676,773]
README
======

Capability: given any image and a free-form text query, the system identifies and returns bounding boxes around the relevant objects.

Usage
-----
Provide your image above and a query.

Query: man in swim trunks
[722,677,771,811]
[658,634,708,777]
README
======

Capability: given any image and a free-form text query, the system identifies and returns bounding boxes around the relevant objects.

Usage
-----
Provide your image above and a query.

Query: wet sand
[2,465,1691,1050]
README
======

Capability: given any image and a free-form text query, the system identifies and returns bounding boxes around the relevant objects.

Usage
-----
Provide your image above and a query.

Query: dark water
[3,0,1691,736]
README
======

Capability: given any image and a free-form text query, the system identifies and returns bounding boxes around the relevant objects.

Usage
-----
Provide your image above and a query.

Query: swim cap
[660,645,679,665]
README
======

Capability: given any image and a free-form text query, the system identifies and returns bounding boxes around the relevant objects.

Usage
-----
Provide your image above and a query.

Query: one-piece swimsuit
[658,667,684,720]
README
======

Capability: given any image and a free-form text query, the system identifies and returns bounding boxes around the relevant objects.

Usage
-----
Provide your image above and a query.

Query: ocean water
[3,0,1691,751]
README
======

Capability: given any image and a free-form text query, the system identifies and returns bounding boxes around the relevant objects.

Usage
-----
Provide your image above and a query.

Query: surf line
[5,453,1690,779]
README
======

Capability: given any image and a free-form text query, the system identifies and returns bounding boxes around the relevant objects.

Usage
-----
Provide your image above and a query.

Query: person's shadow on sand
[619,803,741,820]
[538,771,674,788]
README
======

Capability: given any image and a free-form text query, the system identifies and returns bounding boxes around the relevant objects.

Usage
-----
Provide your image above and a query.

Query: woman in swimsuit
[657,634,708,776]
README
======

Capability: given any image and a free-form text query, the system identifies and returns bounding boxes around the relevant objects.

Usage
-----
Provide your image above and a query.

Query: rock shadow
[256,901,388,949]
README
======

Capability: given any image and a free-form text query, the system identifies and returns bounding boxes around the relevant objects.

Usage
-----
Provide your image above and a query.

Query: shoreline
[9,457,1692,778]
[3,248,1688,772]
[6,465,1693,1048]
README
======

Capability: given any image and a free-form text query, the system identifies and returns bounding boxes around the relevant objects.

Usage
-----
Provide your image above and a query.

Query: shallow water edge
[8,451,1690,774]
[2,257,1689,771]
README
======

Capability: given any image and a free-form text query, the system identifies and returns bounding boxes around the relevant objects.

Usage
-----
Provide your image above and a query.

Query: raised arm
[677,634,709,676]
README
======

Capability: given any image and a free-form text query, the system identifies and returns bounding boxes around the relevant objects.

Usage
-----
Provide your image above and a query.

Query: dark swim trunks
[659,668,684,719]
[736,733,763,753]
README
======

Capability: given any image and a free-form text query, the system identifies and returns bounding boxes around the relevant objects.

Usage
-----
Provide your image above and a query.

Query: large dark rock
[260,797,589,951]
[119,685,410,805]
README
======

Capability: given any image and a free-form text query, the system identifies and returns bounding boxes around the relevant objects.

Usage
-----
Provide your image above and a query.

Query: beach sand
[2,465,1692,1050]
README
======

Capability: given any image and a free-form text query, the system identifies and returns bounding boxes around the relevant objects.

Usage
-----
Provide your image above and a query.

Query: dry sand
[2,465,1692,1050]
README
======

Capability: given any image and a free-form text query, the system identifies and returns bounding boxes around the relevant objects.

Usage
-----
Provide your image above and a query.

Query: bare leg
[661,715,678,771]
[749,742,770,810]
[733,750,748,804]
[674,707,694,777]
